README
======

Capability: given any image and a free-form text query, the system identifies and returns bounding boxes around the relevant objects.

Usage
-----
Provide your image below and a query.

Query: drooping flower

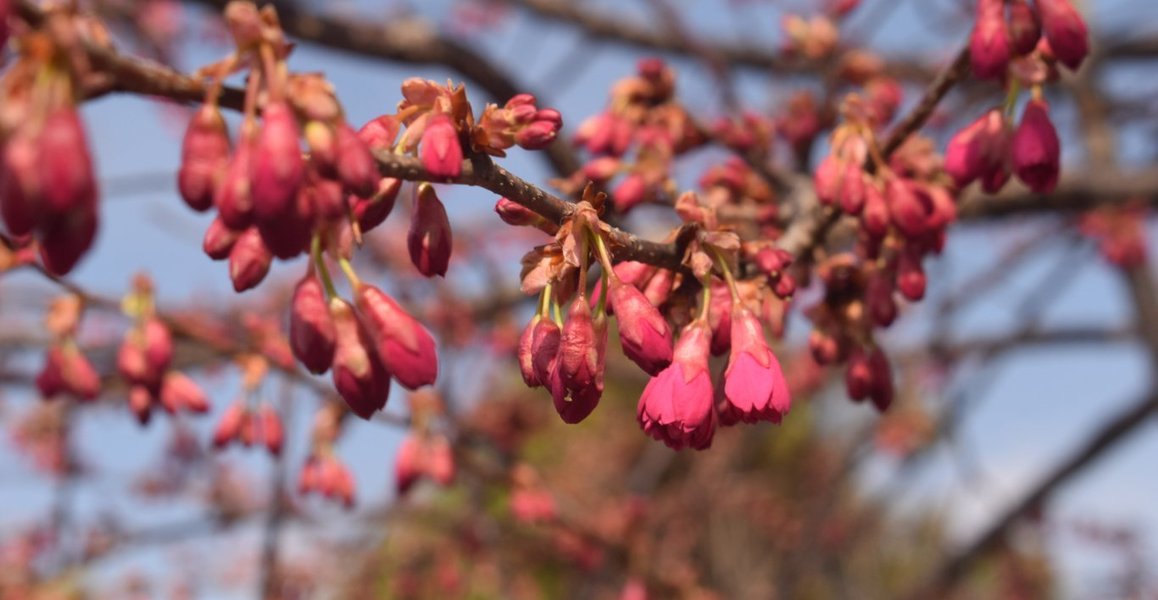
[554,299,607,424]
[1038,0,1089,70]
[419,114,463,179]
[1012,99,1060,193]
[356,284,438,390]
[607,276,673,375]
[290,272,336,374]
[636,320,716,451]
[250,102,305,224]
[407,184,453,277]
[970,0,1011,81]
[719,307,790,425]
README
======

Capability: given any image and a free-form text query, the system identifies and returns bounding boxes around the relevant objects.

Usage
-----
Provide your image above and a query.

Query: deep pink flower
[970,0,1011,80]
[329,297,390,419]
[0,131,41,237]
[215,131,255,230]
[357,115,400,152]
[612,173,648,213]
[352,177,401,233]
[407,184,453,277]
[1012,99,1060,193]
[861,183,889,239]
[335,122,378,198]
[636,320,716,451]
[420,114,463,179]
[356,284,438,390]
[1038,0,1089,70]
[202,217,239,260]
[607,276,673,375]
[251,102,305,223]
[517,315,541,387]
[530,316,561,387]
[719,307,790,425]
[944,109,1009,189]
[37,108,96,216]
[228,227,272,292]
[290,272,336,375]
[896,249,926,301]
[38,208,97,276]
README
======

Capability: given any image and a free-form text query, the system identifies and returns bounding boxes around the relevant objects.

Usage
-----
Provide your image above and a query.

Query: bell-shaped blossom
[356,284,438,390]
[636,320,716,451]
[1012,99,1060,193]
[1038,0,1089,70]
[970,0,1010,80]
[420,114,463,179]
[719,307,791,425]
[407,184,453,277]
[607,276,673,375]
[290,272,336,374]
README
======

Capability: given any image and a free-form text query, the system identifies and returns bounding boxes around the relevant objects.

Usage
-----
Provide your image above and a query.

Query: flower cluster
[0,7,102,275]
[298,401,355,507]
[970,0,1089,82]
[1079,204,1150,269]
[35,295,99,403]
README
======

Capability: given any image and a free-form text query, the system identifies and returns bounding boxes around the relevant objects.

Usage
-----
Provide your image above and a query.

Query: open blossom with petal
[1012,99,1060,193]
[637,320,716,451]
[719,307,790,425]
[607,276,673,375]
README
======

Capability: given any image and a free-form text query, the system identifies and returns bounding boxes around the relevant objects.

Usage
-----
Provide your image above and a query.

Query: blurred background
[1,0,1157,598]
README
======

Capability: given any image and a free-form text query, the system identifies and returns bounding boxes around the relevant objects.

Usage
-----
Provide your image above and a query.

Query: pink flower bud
[945,110,999,188]
[251,102,305,224]
[304,121,338,177]
[143,318,173,378]
[845,348,873,402]
[530,317,561,387]
[160,372,209,414]
[861,183,889,239]
[867,348,894,412]
[213,403,245,448]
[329,297,390,419]
[395,435,422,494]
[637,320,716,451]
[494,197,539,226]
[515,114,562,150]
[518,315,541,387]
[420,114,463,179]
[866,270,897,327]
[407,184,453,277]
[428,436,455,486]
[356,284,439,390]
[720,307,790,425]
[0,131,42,237]
[839,161,866,214]
[259,403,283,456]
[642,267,675,308]
[809,329,841,365]
[336,123,378,198]
[39,208,98,276]
[228,227,273,292]
[1037,0,1088,70]
[256,179,315,259]
[814,156,841,206]
[607,277,673,375]
[357,115,400,153]
[582,157,621,182]
[290,273,336,374]
[36,348,64,399]
[887,177,931,238]
[178,105,231,211]
[215,134,255,230]
[970,0,1011,80]
[612,173,648,213]
[202,217,239,260]
[1008,0,1042,56]
[353,177,401,233]
[555,300,606,424]
[310,175,346,221]
[128,385,153,426]
[896,249,926,301]
[37,108,97,217]
[1012,99,1060,194]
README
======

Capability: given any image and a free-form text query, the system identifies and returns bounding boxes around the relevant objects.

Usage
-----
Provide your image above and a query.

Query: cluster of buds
[298,402,355,507]
[395,390,455,494]
[946,97,1060,195]
[567,58,704,213]
[180,4,383,292]
[117,275,209,424]
[212,399,283,456]
[35,295,99,402]
[1078,204,1149,269]
[970,0,1089,82]
[0,8,103,275]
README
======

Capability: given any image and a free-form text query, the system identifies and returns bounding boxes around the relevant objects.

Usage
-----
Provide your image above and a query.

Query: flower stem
[311,234,337,299]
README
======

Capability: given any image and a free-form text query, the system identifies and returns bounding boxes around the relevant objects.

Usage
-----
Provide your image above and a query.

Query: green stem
[591,229,615,274]
[336,257,362,290]
[311,234,337,299]
[697,275,712,322]
[710,247,742,303]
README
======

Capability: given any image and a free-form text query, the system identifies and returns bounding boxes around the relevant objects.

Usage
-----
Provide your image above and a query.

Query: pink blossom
[420,114,463,179]
[637,320,716,451]
[719,307,790,425]
[1038,0,1089,70]
[407,184,453,277]
[1012,99,1060,193]
[356,284,439,390]
[250,102,305,224]
[290,273,336,374]
[607,277,673,375]
[970,0,1011,80]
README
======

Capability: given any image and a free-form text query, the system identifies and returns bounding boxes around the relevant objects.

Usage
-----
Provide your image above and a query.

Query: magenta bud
[251,102,305,224]
[259,403,284,456]
[886,178,930,238]
[494,197,540,227]
[1012,99,1060,194]
[256,180,315,259]
[637,320,716,451]
[845,348,873,402]
[329,297,390,419]
[215,135,255,230]
[54,346,100,401]
[353,177,401,233]
[39,208,97,276]
[356,284,439,390]
[311,176,347,221]
[868,348,894,412]
[0,131,42,237]
[357,115,400,153]
[143,318,173,378]
[555,300,607,424]
[335,123,378,198]
[861,183,889,239]
[809,329,841,365]
[228,227,273,292]
[304,121,338,177]
[420,114,463,179]
[1038,0,1088,70]
[839,161,866,214]
[612,173,647,213]
[516,112,562,150]
[290,272,336,374]
[128,385,154,426]
[395,435,422,494]
[896,250,927,301]
[407,184,453,277]
[1008,0,1042,56]
[36,348,64,399]
[178,105,231,211]
[607,277,673,376]
[970,0,1011,80]
[530,317,562,388]
[518,315,541,387]
[37,108,97,217]
[814,156,841,206]
[866,270,897,327]
[213,403,245,448]
[708,282,733,357]
[160,372,209,414]
[203,217,240,260]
